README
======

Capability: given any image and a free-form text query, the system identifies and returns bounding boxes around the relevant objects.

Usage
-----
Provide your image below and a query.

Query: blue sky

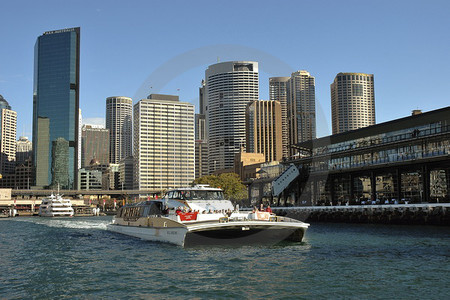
[0,0,449,139]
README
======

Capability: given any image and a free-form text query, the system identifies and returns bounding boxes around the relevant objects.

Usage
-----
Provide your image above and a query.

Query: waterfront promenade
[273,203,450,226]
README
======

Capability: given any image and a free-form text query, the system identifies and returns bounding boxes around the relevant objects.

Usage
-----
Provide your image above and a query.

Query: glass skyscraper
[33,27,80,189]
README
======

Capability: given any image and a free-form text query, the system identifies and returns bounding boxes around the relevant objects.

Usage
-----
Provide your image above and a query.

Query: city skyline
[0,1,449,141]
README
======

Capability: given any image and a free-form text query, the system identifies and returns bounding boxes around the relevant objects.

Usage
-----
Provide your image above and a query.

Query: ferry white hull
[107,220,307,247]
[39,211,74,217]
[107,223,187,246]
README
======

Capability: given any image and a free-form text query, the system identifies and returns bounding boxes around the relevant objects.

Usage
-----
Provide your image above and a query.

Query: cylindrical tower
[331,73,375,134]
[205,61,259,173]
[106,96,133,164]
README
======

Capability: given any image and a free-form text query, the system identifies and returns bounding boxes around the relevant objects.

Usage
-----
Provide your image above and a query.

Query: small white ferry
[38,194,74,217]
[107,185,309,247]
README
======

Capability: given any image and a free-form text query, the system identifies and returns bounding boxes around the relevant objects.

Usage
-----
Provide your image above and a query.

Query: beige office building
[246,100,283,163]
[287,71,316,148]
[133,94,195,191]
[331,72,375,134]
[16,136,32,164]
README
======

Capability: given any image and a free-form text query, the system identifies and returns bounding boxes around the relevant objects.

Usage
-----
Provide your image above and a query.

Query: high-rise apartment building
[331,72,375,134]
[133,94,195,191]
[205,61,259,173]
[16,136,32,164]
[246,100,283,163]
[33,27,80,189]
[269,77,290,159]
[287,71,316,150]
[106,96,133,164]
[81,125,110,167]
[0,95,17,175]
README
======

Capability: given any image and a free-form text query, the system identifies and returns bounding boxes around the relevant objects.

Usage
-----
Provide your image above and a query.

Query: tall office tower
[246,100,283,163]
[33,27,80,189]
[205,61,259,173]
[106,96,133,164]
[269,77,290,159]
[78,109,82,170]
[195,80,208,179]
[81,125,110,167]
[331,72,375,134]
[133,94,195,190]
[16,136,32,164]
[195,113,208,179]
[0,95,17,175]
[199,79,206,115]
[287,71,316,152]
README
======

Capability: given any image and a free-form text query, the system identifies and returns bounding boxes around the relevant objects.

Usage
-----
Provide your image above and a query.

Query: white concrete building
[133,94,194,191]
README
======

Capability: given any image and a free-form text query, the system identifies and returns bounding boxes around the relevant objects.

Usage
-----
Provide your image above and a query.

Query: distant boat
[39,194,74,217]
[107,185,309,247]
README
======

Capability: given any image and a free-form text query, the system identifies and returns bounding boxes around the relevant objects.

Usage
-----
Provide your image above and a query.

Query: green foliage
[194,173,247,202]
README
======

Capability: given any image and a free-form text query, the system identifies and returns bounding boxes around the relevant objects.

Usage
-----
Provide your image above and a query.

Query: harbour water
[1,217,448,299]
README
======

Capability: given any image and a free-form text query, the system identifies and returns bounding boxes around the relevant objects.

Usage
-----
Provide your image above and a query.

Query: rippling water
[0,217,448,299]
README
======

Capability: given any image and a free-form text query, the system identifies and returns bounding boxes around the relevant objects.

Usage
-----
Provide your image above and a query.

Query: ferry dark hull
[184,227,305,247]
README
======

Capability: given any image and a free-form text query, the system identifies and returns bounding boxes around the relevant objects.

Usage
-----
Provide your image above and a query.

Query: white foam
[14,217,110,230]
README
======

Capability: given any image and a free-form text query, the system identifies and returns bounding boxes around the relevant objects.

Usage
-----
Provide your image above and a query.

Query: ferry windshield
[168,190,224,200]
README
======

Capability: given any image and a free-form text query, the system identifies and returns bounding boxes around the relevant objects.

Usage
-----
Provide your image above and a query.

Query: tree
[194,173,247,203]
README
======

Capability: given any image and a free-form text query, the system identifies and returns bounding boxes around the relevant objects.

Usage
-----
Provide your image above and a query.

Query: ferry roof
[166,185,223,192]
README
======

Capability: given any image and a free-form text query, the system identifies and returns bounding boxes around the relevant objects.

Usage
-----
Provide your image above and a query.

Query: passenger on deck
[265,206,272,213]
[260,203,264,211]
[162,205,169,216]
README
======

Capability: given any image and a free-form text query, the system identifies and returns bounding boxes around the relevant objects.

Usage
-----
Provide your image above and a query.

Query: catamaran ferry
[107,185,309,247]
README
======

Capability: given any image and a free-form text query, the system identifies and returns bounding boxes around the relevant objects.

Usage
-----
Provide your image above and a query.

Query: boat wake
[14,217,110,230]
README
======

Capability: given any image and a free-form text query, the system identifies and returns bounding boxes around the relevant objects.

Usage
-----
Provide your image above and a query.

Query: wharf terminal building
[256,107,450,206]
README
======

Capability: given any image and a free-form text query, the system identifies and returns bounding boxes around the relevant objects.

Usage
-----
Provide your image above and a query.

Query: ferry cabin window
[182,191,224,200]
[143,206,150,217]
[149,203,162,216]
